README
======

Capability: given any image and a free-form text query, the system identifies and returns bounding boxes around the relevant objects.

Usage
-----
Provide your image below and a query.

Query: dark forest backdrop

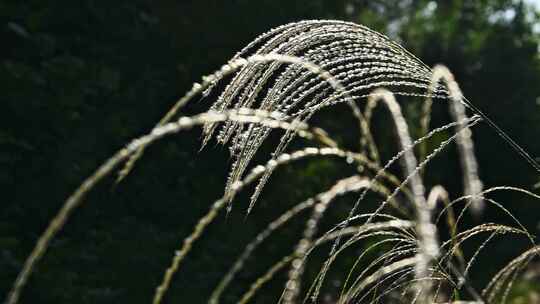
[2,0,540,303]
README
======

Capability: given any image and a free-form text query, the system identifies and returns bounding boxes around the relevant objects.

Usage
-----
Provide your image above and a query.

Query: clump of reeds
[5,20,540,304]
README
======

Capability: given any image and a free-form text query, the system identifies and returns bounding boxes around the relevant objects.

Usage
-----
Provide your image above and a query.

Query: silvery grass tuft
[5,20,540,304]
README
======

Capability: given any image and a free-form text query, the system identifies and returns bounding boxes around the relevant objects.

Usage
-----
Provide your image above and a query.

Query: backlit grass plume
[6,20,540,304]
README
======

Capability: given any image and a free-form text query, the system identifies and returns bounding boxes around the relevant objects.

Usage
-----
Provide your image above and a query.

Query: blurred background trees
[2,0,540,302]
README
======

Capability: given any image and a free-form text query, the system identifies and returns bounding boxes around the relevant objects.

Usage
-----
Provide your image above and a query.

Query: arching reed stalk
[423,65,484,215]
[4,107,320,304]
[6,20,540,304]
